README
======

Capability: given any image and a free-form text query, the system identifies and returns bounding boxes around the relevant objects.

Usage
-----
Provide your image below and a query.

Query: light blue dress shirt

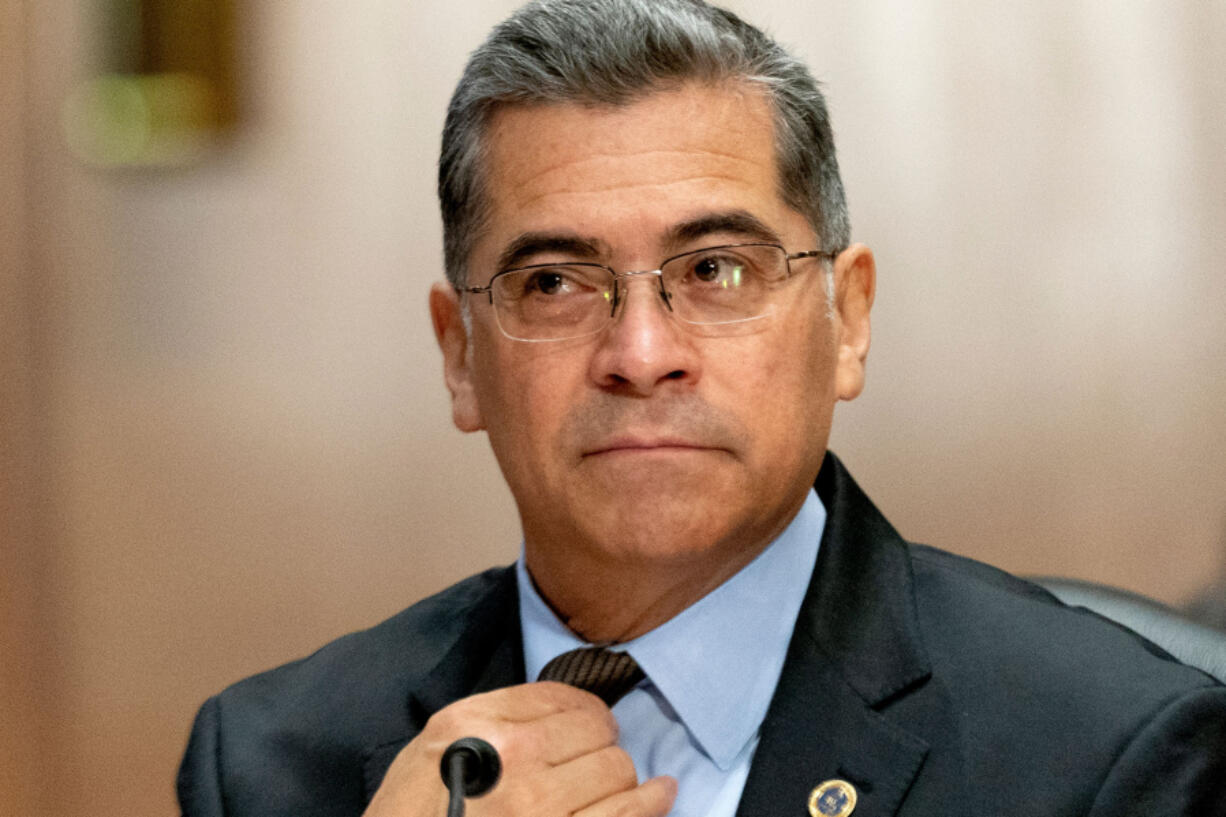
[517,488,825,817]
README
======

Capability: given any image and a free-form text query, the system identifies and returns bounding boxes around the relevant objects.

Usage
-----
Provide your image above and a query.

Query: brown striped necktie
[537,647,645,706]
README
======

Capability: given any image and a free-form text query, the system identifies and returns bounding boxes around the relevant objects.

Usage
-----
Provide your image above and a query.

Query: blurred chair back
[1033,577,1226,684]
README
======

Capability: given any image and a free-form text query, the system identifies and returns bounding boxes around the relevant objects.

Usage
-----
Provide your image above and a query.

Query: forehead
[474,82,794,263]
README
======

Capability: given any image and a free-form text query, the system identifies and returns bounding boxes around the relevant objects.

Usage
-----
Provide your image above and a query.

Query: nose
[588,271,701,395]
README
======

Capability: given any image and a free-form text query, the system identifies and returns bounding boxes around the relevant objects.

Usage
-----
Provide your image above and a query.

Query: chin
[583,503,764,567]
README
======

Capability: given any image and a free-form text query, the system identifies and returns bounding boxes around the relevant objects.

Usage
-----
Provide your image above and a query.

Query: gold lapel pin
[809,779,857,817]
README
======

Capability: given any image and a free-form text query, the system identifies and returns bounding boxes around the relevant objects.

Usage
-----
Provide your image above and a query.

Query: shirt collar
[518,488,824,770]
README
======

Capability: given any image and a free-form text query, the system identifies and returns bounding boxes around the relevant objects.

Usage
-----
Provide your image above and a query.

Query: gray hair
[439,0,850,287]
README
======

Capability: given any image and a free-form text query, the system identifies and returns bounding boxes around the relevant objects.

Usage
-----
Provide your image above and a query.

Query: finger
[542,745,639,812]
[525,705,619,765]
[479,706,617,772]
[425,681,606,745]
[466,681,608,723]
[574,775,678,817]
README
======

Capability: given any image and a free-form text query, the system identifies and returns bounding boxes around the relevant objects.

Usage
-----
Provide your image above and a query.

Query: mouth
[582,437,722,458]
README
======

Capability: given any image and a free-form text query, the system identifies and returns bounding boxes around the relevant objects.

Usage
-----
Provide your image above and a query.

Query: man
[178,2,1226,815]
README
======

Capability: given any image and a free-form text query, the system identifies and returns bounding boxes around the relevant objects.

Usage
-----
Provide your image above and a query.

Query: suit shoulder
[211,566,514,747]
[905,543,1220,699]
[179,566,517,815]
[907,543,1056,604]
[894,544,1226,808]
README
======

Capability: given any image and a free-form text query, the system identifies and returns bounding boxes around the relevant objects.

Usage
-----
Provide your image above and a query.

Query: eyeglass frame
[458,242,840,342]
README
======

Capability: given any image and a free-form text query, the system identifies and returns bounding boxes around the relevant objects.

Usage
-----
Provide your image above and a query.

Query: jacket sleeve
[1088,684,1226,816]
[177,696,226,817]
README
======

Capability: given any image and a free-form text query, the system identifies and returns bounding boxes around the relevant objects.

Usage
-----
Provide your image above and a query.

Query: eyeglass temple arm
[457,284,494,303]
[787,250,840,262]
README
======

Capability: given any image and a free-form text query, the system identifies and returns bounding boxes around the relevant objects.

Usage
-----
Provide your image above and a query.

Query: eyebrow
[494,210,783,271]
[496,233,606,271]
[664,210,784,248]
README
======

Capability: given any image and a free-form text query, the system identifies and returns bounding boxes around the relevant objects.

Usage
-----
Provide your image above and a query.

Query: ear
[832,243,876,402]
[429,282,485,432]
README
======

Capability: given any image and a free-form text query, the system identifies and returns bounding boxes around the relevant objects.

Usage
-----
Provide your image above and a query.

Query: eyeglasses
[462,242,835,342]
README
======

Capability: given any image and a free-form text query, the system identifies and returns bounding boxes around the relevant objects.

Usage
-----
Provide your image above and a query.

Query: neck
[523,522,799,643]
[521,482,812,642]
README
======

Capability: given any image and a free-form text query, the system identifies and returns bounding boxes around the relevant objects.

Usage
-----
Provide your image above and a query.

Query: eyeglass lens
[490,244,790,341]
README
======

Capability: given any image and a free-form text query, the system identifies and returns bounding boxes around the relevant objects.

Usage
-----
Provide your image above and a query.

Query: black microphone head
[440,737,501,798]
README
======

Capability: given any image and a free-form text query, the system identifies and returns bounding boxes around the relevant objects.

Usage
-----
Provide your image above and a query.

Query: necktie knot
[537,647,644,707]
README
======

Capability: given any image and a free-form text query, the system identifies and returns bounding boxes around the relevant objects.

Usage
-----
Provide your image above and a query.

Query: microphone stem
[446,753,467,817]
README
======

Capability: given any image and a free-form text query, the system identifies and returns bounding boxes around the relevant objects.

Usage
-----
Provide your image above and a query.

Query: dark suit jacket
[178,454,1226,816]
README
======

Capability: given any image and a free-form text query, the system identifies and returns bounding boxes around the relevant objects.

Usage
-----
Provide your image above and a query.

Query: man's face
[432,82,873,610]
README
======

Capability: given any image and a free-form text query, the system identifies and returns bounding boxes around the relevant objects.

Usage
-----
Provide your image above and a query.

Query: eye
[498,265,608,301]
[523,269,569,296]
[688,253,748,288]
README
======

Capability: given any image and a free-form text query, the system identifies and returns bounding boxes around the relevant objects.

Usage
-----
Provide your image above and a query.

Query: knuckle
[423,708,456,737]
[574,707,618,744]
[598,707,620,739]
[506,777,556,815]
[602,747,637,785]
[540,679,600,708]
[421,701,508,759]
[424,699,473,736]
[493,724,534,764]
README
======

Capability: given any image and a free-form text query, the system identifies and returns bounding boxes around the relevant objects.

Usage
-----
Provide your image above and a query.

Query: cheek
[472,341,581,463]
[751,316,838,450]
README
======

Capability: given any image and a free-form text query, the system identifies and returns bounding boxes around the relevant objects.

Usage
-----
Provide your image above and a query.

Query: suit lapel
[361,566,523,802]
[736,454,932,817]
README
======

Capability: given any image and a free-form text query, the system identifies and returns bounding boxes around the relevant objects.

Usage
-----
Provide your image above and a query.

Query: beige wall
[3,5,55,816]
[7,2,1226,815]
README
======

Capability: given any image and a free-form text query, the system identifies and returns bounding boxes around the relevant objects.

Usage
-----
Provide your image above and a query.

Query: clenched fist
[363,682,676,817]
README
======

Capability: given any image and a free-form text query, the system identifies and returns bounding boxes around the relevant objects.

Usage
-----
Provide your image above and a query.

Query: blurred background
[3,1,1224,815]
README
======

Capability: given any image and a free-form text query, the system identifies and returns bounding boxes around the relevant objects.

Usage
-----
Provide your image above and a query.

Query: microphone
[440,737,501,817]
